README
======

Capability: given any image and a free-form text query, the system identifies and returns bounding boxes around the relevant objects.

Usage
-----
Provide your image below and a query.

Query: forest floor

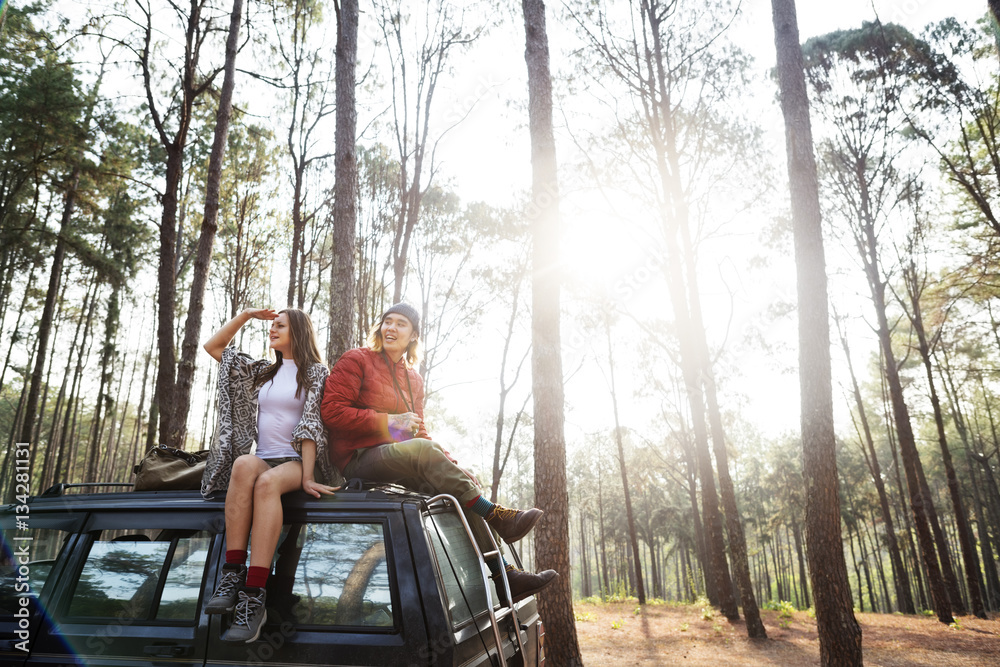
[574,598,1000,666]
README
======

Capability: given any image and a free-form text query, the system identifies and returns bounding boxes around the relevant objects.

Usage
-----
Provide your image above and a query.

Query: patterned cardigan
[200,346,342,497]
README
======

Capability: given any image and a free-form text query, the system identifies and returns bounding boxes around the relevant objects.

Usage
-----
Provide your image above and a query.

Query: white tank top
[255,359,306,459]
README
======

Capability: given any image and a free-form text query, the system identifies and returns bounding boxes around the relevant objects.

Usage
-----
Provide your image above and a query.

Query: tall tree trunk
[598,460,610,597]
[17,170,75,459]
[521,1,581,661]
[636,0,736,619]
[856,508,878,612]
[149,0,210,449]
[683,433,712,601]
[86,284,121,481]
[650,537,661,599]
[0,264,36,394]
[592,514,603,597]
[791,519,810,610]
[2,345,33,499]
[904,275,986,617]
[758,523,772,602]
[63,276,100,484]
[846,525,863,611]
[974,376,1000,571]
[391,178,423,303]
[327,0,359,363]
[914,448,966,614]
[605,318,646,604]
[698,342,764,632]
[52,274,98,485]
[288,166,305,307]
[490,278,527,502]
[679,189,765,633]
[580,510,591,598]
[8,18,111,458]
[943,358,1000,610]
[869,275,952,623]
[38,270,71,489]
[108,322,142,482]
[839,321,915,613]
[172,0,243,448]
[153,145,182,449]
[946,374,1000,610]
[772,531,785,602]
[29,305,62,482]
[131,338,155,469]
[864,505,892,611]
[770,0,863,662]
[885,392,928,610]
[967,446,1000,610]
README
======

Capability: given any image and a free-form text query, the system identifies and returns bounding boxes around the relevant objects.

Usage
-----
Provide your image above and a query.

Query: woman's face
[381,313,416,360]
[269,312,293,357]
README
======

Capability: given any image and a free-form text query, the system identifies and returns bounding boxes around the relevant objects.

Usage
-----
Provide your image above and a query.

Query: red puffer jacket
[321,347,431,471]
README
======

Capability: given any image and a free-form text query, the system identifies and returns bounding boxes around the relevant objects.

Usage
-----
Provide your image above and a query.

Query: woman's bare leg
[224,455,270,553]
[248,461,304,569]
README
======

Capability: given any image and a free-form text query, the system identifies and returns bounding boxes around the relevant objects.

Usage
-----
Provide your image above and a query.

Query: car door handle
[143,643,192,657]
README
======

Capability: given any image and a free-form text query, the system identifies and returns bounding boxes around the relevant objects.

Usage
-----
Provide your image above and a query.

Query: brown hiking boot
[485,505,543,543]
[494,567,559,604]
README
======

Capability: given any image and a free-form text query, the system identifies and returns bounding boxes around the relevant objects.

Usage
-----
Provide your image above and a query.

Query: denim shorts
[262,456,302,469]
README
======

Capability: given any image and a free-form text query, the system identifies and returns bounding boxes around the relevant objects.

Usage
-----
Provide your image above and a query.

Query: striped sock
[466,495,496,519]
[246,566,269,589]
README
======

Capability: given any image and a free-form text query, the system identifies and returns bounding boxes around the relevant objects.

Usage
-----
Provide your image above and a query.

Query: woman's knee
[252,469,282,498]
[231,455,262,484]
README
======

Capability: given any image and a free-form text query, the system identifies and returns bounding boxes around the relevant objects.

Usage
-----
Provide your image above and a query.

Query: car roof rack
[40,482,134,498]
[340,478,429,499]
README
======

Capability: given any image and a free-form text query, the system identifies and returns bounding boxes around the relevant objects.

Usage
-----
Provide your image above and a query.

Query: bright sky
[13,1,987,482]
[423,0,990,470]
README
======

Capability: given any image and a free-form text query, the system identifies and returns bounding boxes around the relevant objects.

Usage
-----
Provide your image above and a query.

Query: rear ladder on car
[425,494,527,667]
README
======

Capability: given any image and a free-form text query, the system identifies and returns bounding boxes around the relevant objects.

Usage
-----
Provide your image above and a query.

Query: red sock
[246,566,269,589]
[226,550,247,565]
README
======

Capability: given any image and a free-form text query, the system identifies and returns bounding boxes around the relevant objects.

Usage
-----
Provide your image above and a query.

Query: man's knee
[387,439,447,467]
[392,438,437,454]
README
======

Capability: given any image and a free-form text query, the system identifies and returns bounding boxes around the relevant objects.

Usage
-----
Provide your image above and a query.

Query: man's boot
[485,505,543,543]
[493,567,559,605]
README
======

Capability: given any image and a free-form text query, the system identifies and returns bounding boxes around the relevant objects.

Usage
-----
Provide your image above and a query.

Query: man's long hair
[367,318,422,369]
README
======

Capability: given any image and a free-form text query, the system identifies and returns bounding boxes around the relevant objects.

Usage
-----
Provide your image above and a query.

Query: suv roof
[13,484,439,513]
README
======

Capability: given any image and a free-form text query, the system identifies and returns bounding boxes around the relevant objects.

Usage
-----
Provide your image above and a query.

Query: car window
[270,522,394,628]
[65,529,210,621]
[0,526,74,614]
[424,511,489,629]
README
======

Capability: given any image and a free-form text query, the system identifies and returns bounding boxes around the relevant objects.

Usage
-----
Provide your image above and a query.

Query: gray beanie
[382,302,420,333]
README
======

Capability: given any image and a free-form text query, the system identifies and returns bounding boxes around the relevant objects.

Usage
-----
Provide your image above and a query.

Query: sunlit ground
[575,599,1000,666]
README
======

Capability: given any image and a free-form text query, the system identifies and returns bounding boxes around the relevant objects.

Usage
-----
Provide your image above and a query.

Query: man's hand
[388,412,423,439]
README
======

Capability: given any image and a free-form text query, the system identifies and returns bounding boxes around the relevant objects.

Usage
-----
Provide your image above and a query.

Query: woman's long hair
[367,318,422,369]
[253,309,323,398]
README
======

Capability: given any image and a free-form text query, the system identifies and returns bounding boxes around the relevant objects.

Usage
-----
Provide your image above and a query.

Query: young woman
[200,308,339,643]
[320,303,558,603]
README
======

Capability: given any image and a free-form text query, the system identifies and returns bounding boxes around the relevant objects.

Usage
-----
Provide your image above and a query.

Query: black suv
[0,484,544,666]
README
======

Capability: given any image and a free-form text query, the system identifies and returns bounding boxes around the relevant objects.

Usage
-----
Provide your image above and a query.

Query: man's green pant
[342,439,504,561]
